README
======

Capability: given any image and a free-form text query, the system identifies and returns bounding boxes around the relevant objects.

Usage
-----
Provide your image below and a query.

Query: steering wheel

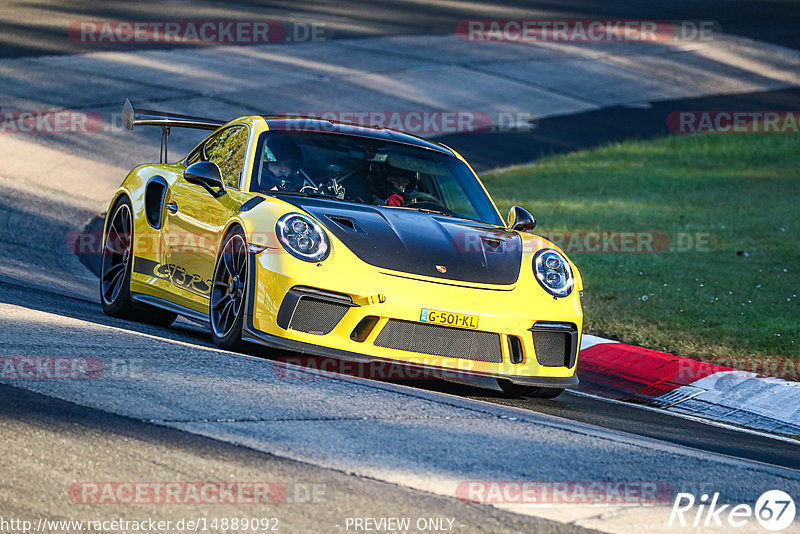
[408,191,442,204]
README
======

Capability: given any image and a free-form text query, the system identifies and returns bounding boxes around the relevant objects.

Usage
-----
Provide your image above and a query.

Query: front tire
[100,196,177,327]
[210,228,248,351]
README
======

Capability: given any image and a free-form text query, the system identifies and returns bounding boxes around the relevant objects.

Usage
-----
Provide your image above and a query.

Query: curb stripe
[579,334,620,350]
[578,338,800,437]
[578,342,733,401]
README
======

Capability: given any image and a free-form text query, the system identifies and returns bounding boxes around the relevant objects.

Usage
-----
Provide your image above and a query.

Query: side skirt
[131,292,209,325]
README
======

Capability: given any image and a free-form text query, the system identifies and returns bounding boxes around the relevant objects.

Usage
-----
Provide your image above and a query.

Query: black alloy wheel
[210,228,248,350]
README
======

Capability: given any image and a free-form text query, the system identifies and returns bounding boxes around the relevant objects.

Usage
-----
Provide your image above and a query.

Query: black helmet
[264,136,302,167]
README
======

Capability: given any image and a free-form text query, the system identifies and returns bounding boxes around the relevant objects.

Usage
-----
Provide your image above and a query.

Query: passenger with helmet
[257,136,304,192]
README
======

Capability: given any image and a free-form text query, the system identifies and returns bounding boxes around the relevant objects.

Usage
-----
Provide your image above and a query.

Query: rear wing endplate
[122,99,225,163]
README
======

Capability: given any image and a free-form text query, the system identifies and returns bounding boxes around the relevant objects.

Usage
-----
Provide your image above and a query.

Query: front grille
[533,331,570,367]
[287,298,350,335]
[374,320,502,363]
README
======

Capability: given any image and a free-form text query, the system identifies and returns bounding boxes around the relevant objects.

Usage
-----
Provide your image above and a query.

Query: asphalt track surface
[0,380,591,534]
[3,1,800,172]
[1,0,800,58]
[2,1,800,531]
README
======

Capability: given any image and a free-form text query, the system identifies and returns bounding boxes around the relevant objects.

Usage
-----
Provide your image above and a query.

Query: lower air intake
[287,298,350,335]
[374,320,502,363]
[532,331,570,367]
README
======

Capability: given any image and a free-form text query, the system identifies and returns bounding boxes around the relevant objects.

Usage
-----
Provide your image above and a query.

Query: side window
[204,126,248,189]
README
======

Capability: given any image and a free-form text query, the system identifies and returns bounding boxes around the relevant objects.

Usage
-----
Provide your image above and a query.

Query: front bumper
[241,323,579,388]
[244,249,583,383]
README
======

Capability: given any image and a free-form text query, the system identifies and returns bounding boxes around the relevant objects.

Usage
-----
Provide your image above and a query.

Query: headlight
[276,213,330,262]
[533,249,573,298]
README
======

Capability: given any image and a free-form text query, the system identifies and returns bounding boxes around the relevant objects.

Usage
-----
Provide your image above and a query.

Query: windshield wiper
[396,205,455,217]
[274,190,350,202]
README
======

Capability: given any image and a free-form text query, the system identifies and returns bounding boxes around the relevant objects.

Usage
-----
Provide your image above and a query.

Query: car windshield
[250,131,503,226]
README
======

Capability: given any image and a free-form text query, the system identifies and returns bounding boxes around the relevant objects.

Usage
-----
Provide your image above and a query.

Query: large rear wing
[122,99,225,163]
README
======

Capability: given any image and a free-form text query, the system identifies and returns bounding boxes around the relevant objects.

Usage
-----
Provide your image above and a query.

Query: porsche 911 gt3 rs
[100,99,583,397]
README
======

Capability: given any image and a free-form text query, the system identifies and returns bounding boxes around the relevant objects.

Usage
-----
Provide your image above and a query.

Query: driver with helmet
[256,136,304,192]
[373,167,416,206]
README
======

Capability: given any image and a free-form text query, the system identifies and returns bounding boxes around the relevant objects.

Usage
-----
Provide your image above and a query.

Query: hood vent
[326,214,363,233]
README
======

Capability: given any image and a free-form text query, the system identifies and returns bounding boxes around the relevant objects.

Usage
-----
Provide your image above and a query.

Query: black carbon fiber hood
[277,195,522,285]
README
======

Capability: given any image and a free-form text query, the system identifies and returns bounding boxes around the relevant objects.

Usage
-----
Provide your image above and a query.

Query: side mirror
[184,161,225,198]
[507,206,536,232]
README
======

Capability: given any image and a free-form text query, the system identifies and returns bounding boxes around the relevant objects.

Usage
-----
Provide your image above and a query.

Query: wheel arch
[103,189,134,244]
[218,219,248,253]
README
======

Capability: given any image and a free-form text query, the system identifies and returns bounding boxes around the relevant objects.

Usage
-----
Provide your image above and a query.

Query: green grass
[482,133,800,371]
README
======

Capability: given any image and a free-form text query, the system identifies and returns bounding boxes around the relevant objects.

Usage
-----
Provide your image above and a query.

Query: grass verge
[482,133,799,376]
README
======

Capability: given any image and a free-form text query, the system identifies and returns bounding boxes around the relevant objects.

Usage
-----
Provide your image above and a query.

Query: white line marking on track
[568,389,800,446]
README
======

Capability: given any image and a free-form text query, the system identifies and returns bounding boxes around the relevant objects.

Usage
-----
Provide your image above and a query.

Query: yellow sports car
[101,100,583,397]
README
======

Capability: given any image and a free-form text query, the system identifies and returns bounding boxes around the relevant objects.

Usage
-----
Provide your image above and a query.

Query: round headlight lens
[291,219,309,234]
[533,249,573,298]
[276,213,329,262]
[545,256,562,270]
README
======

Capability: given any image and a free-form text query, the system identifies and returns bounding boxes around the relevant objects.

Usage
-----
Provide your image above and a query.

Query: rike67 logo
[669,490,796,531]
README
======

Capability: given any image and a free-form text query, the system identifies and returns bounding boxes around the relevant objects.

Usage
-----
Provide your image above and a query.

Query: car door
[165,125,251,311]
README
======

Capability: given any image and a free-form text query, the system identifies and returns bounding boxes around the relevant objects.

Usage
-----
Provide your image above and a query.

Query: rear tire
[100,196,177,327]
[210,227,248,351]
[499,380,564,399]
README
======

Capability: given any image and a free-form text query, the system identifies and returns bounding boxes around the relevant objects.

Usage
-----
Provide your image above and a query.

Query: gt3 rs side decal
[133,257,211,297]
